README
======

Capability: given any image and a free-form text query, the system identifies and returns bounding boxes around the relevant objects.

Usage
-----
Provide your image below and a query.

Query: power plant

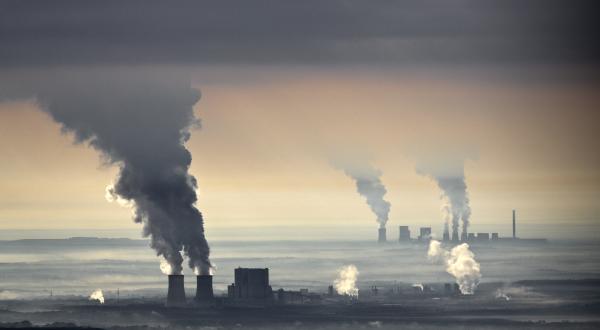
[160,210,546,309]
[394,209,545,244]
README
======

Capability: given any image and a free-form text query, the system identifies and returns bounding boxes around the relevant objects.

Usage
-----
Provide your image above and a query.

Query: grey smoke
[416,156,471,239]
[334,160,391,229]
[0,67,211,275]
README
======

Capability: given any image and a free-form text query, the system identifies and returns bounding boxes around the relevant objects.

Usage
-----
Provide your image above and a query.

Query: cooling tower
[166,274,186,307]
[442,230,450,242]
[451,230,459,242]
[378,227,387,243]
[399,226,411,241]
[461,231,468,242]
[195,275,214,303]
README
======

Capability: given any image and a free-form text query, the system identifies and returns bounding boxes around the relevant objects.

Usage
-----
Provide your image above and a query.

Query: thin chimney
[512,209,516,239]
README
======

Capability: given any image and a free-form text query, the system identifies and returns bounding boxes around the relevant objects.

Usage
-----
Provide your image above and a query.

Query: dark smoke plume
[0,67,211,275]
[333,160,391,229]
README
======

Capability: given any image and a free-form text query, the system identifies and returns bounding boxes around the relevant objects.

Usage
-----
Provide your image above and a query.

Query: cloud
[0,0,598,68]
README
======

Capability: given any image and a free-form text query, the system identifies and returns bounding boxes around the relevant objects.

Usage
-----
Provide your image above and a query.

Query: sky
[0,1,599,240]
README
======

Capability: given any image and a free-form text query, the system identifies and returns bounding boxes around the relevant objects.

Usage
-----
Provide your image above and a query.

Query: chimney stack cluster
[165,274,215,307]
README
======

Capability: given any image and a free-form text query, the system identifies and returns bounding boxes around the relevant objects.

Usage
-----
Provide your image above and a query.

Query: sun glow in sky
[1,67,598,240]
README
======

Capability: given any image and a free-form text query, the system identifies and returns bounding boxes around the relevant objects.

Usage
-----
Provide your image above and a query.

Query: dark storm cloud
[0,0,598,67]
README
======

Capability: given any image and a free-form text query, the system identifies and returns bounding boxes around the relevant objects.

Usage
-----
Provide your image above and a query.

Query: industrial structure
[513,209,517,239]
[378,227,387,243]
[228,268,273,304]
[398,226,410,241]
[166,274,186,307]
[195,275,214,304]
[442,230,450,242]
[418,227,431,241]
[395,209,545,244]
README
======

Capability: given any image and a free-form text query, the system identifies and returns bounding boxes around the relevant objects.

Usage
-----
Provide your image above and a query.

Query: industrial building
[477,233,490,241]
[398,226,410,241]
[228,268,273,304]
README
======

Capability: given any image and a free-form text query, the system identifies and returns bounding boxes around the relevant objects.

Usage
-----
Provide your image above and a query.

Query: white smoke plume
[427,240,481,294]
[0,67,212,275]
[160,258,174,275]
[334,264,359,297]
[416,155,472,239]
[495,289,510,301]
[333,160,391,229]
[89,289,105,304]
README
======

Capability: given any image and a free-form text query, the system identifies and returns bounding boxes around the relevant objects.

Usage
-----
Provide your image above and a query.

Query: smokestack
[378,227,387,243]
[167,275,186,307]
[195,275,214,303]
[512,209,516,239]
[332,159,391,235]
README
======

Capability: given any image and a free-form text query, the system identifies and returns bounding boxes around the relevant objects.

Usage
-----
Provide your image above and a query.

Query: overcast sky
[0,1,599,240]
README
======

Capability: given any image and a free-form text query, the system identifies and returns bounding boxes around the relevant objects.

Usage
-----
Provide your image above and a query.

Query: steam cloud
[427,240,481,294]
[334,161,391,229]
[334,264,359,297]
[0,67,211,275]
[416,157,471,240]
[89,289,105,304]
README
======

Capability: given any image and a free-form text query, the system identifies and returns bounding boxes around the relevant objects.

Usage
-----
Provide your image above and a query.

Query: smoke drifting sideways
[333,160,391,229]
[416,155,472,239]
[427,240,481,294]
[0,67,211,275]
[334,265,359,297]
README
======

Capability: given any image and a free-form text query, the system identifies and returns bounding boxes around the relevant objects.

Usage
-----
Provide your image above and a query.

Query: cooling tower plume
[416,155,472,240]
[427,240,481,294]
[333,160,391,230]
[89,289,104,304]
[334,265,359,297]
[0,67,211,275]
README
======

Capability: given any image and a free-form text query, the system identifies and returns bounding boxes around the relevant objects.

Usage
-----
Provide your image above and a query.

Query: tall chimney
[378,227,387,243]
[166,274,186,307]
[195,275,214,303]
[512,209,516,239]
